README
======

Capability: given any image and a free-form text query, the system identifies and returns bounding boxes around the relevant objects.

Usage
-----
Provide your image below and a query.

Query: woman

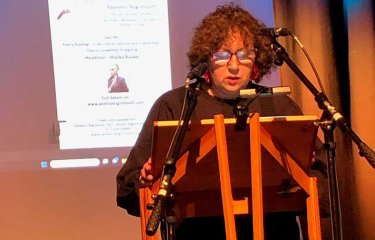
[117,4,310,239]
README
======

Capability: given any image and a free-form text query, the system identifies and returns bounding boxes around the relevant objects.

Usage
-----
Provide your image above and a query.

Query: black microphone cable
[258,27,326,95]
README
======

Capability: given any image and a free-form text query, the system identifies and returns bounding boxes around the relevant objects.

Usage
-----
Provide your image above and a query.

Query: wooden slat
[250,113,265,240]
[307,177,322,240]
[214,114,237,240]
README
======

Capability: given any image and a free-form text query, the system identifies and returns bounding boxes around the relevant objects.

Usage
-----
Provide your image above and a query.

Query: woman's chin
[219,89,241,99]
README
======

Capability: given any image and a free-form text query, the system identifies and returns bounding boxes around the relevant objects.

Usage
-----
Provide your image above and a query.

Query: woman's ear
[250,64,259,81]
[204,72,211,83]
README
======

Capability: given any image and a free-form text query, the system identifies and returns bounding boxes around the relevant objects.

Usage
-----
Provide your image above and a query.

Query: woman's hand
[139,158,153,187]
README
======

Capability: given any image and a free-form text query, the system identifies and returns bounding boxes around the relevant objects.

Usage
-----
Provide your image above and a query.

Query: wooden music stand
[139,113,321,240]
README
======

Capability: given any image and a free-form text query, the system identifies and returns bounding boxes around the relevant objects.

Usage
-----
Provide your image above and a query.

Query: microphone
[186,62,209,80]
[257,27,291,37]
[240,86,291,98]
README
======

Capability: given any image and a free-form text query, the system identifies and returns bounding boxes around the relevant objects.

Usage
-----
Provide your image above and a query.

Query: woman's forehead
[221,30,253,48]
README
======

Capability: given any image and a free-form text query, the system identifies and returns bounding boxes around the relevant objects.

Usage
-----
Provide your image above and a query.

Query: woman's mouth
[226,76,241,85]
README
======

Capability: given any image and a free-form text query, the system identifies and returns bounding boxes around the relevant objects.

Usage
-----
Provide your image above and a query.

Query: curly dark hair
[187,3,275,81]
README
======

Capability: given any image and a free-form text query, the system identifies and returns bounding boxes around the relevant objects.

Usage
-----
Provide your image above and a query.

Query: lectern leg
[307,177,322,240]
[214,114,238,240]
[249,113,265,240]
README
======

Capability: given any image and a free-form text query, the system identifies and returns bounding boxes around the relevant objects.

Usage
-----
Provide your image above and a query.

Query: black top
[116,83,308,240]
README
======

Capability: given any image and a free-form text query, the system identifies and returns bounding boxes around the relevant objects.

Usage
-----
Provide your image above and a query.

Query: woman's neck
[207,88,239,100]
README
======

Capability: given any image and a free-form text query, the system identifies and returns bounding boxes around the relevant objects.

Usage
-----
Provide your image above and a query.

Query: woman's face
[209,30,254,99]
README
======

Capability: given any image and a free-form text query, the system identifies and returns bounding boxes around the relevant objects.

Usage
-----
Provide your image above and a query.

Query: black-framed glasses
[211,49,256,66]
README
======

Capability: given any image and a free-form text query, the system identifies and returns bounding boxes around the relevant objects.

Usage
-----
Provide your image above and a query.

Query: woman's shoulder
[146,86,187,120]
[258,94,303,116]
[153,85,187,107]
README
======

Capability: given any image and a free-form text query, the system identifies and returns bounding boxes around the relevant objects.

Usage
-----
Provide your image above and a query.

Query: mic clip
[234,104,248,131]
[240,86,291,98]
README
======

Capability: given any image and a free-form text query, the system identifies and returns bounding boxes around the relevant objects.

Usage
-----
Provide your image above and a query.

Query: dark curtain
[273,0,375,239]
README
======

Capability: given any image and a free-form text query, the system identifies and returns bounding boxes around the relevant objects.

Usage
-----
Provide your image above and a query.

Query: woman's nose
[228,55,240,75]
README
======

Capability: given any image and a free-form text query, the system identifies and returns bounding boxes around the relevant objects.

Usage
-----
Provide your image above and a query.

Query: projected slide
[48,0,171,149]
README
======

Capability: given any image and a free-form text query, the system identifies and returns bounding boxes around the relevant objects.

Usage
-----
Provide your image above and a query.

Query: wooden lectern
[139,113,321,240]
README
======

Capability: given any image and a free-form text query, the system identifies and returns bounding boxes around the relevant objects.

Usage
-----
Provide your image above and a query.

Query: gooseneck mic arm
[271,40,375,167]
[270,38,375,240]
[146,64,207,238]
[145,83,199,238]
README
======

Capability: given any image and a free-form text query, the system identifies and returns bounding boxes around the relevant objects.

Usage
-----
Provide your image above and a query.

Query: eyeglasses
[211,49,256,66]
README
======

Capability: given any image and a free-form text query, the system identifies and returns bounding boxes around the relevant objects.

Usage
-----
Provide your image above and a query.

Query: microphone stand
[145,84,199,240]
[270,38,375,240]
